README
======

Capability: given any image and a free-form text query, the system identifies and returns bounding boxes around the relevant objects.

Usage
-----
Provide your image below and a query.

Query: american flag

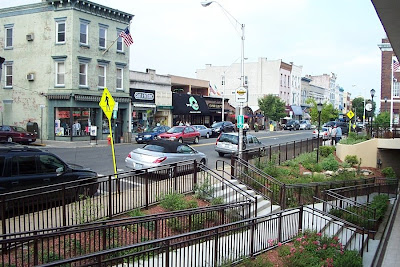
[119,28,134,47]
[209,83,217,95]
[393,57,400,72]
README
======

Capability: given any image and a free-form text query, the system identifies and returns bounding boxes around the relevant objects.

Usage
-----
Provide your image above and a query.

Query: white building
[196,57,303,113]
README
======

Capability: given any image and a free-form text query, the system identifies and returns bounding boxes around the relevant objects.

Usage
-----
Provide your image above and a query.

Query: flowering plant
[278,230,362,267]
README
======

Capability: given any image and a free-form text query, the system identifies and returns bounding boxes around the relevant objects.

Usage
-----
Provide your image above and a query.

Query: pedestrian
[335,125,342,144]
[331,126,337,146]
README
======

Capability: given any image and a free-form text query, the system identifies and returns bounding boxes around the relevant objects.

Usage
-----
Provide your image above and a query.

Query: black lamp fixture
[316,102,323,163]
[370,89,375,136]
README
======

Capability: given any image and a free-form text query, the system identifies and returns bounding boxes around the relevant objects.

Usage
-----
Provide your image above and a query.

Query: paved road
[44,130,314,176]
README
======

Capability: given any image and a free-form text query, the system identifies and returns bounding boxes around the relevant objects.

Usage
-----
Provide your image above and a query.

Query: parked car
[299,120,311,130]
[312,127,331,140]
[284,120,300,131]
[125,139,207,172]
[158,126,200,144]
[0,146,98,195]
[210,121,235,137]
[192,125,212,138]
[135,125,170,144]
[0,125,37,144]
[215,132,263,157]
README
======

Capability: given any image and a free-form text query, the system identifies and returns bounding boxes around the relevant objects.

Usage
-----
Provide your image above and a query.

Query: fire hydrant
[107,135,111,145]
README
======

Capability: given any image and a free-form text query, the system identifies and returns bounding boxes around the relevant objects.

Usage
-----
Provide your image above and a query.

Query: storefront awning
[172,94,210,115]
[291,105,303,116]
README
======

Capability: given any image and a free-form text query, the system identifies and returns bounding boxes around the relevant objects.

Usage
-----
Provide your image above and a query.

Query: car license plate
[138,138,142,141]
[135,163,143,169]
[28,139,32,141]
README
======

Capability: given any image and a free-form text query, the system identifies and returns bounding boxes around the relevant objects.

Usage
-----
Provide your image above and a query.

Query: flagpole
[102,22,132,56]
[391,56,395,131]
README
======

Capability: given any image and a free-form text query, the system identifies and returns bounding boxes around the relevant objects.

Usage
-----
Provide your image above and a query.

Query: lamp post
[370,88,375,136]
[201,1,245,158]
[316,102,323,163]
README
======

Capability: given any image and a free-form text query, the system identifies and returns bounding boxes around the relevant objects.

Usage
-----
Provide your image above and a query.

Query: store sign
[172,94,210,115]
[208,103,222,109]
[130,89,156,103]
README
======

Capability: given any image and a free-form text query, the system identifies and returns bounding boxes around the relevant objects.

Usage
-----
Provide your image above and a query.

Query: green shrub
[194,178,215,200]
[319,146,336,157]
[321,154,339,171]
[167,217,184,232]
[159,193,198,211]
[334,250,363,267]
[370,194,389,219]
[128,208,146,218]
[210,197,224,206]
[190,214,206,231]
[382,167,396,178]
[340,133,369,145]
[344,155,359,166]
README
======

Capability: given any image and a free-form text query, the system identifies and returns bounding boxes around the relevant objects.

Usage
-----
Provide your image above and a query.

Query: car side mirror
[56,167,64,175]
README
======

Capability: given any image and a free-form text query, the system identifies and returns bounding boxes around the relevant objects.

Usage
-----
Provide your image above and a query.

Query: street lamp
[201,1,246,158]
[316,102,323,163]
[370,88,375,136]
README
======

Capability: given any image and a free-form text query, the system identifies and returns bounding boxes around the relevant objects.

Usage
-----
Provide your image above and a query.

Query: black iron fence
[0,160,256,235]
[241,137,320,165]
[367,123,400,138]
[36,206,369,266]
[0,202,251,266]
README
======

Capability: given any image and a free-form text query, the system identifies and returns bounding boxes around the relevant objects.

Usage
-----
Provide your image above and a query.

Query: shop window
[55,108,95,137]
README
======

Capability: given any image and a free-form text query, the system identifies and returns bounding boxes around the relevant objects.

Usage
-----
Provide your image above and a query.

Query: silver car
[125,139,207,171]
[215,132,263,157]
[192,125,212,138]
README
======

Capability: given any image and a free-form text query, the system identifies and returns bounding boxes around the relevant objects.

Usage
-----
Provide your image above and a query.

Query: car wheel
[200,158,206,165]
[153,135,158,140]
[206,132,210,139]
[218,152,224,157]
[178,138,183,143]
[194,136,199,144]
[7,136,13,142]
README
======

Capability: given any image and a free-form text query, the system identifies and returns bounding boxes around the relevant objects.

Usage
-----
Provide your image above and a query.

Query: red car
[0,125,37,144]
[158,126,200,144]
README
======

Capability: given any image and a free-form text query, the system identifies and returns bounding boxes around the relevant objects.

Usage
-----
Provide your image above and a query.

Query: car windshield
[219,134,238,145]
[167,127,184,133]
[212,122,223,127]
[148,126,161,132]
[11,126,27,132]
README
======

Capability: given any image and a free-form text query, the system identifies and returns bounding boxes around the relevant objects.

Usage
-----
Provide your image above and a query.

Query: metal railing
[216,158,283,213]
[36,206,369,266]
[0,202,251,266]
[241,137,320,165]
[367,123,400,138]
[0,159,259,235]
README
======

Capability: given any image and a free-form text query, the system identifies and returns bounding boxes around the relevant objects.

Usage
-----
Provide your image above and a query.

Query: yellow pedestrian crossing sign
[99,88,115,120]
[347,110,354,119]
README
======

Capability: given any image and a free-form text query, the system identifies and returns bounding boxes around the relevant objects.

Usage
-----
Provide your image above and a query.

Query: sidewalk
[30,139,122,149]
[380,198,400,266]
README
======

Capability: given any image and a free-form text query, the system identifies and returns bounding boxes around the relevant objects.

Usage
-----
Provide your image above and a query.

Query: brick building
[378,38,400,124]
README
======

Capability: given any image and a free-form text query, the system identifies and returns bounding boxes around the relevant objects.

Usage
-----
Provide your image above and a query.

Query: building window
[116,67,123,89]
[117,29,123,52]
[79,19,90,45]
[280,74,283,86]
[79,63,88,87]
[4,63,13,87]
[394,82,400,97]
[5,25,13,48]
[98,65,106,88]
[55,19,66,44]
[56,61,65,86]
[99,25,107,49]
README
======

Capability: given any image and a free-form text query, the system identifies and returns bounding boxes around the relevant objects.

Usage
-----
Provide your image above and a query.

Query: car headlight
[169,136,176,140]
[144,135,152,138]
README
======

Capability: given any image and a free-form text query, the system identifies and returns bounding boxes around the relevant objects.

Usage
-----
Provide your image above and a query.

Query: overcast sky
[2,0,387,99]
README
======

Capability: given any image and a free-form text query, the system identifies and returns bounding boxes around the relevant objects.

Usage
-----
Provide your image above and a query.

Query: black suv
[285,120,300,131]
[211,121,235,137]
[324,121,349,135]
[0,146,98,195]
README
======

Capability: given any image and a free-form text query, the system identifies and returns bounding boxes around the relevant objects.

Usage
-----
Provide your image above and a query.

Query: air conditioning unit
[26,34,34,41]
[27,73,35,81]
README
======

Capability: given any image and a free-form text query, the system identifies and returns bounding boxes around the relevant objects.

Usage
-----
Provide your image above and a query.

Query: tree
[258,95,286,121]
[352,97,365,119]
[375,111,390,126]
[306,98,339,125]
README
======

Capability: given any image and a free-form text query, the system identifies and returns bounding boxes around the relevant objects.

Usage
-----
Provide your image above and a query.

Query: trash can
[27,121,39,135]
